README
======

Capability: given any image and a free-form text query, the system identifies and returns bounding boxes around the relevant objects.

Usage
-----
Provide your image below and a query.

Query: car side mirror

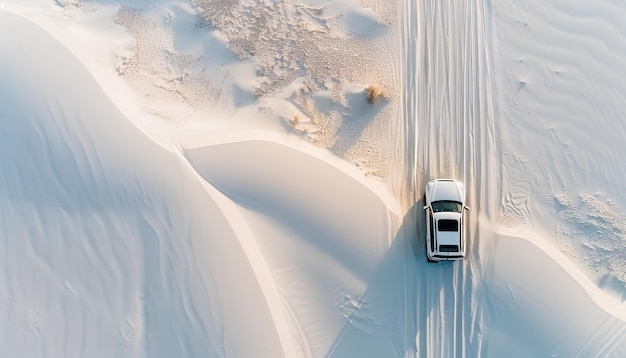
[464,206,470,211]
[423,205,429,210]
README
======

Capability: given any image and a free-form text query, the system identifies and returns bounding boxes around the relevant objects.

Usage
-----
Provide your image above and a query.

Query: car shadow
[326,197,460,357]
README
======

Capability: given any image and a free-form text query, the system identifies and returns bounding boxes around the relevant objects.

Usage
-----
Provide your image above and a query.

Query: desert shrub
[366,85,383,104]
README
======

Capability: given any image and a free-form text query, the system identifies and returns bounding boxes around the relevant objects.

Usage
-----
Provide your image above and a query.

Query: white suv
[423,179,469,262]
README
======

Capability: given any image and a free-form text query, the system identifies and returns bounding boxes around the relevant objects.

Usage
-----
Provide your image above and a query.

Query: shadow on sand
[326,196,460,357]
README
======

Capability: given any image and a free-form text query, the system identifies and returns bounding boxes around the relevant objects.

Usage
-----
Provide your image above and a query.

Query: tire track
[575,315,626,358]
[402,0,499,356]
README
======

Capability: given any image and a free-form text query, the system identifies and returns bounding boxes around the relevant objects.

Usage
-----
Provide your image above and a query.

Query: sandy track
[402,0,499,356]
[327,0,500,355]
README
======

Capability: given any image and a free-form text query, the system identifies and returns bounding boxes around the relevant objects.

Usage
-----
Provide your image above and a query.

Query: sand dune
[2,0,626,357]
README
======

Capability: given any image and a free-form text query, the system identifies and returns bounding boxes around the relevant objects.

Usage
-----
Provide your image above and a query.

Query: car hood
[428,180,464,203]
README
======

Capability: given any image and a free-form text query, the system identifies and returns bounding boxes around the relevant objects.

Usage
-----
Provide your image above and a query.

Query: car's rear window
[439,244,460,252]
[438,219,459,232]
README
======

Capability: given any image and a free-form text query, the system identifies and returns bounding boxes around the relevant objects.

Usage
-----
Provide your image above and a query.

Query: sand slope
[0,12,284,357]
[2,0,626,357]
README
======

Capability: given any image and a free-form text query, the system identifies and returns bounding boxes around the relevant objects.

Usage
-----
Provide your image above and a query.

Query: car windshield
[431,200,462,213]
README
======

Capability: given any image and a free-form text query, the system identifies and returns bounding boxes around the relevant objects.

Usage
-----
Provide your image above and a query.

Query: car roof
[434,213,462,246]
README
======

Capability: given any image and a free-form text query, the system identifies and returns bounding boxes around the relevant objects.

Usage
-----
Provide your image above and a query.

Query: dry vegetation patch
[366,85,384,104]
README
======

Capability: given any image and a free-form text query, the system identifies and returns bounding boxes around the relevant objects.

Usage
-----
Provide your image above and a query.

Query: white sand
[1,0,626,357]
